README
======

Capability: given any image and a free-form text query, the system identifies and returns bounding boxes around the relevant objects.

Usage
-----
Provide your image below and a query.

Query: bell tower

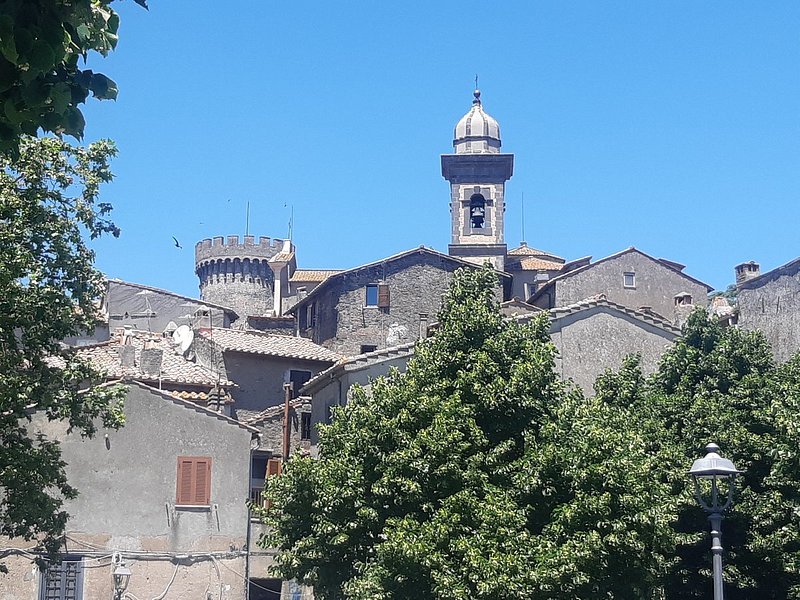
[442,89,513,271]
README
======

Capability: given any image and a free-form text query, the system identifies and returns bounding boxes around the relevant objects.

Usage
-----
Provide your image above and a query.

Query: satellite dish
[172,325,194,354]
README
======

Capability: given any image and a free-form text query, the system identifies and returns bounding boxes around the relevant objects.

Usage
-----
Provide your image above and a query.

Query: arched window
[469,193,486,229]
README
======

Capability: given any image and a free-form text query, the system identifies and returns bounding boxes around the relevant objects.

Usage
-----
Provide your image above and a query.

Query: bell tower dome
[442,89,513,270]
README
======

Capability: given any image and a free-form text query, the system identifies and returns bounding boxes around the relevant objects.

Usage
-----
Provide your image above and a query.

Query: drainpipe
[282,383,292,460]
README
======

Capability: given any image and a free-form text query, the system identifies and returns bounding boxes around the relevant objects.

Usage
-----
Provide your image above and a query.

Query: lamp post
[688,443,742,600]
[112,562,131,600]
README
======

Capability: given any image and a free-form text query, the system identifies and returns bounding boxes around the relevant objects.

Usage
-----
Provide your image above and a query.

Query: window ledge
[174,504,212,511]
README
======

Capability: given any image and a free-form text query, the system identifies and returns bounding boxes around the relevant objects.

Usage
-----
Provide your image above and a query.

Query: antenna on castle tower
[245,201,250,237]
[474,74,478,90]
[287,206,294,241]
[521,191,526,244]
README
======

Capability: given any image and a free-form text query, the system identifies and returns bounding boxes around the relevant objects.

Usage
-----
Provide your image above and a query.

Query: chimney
[673,292,694,328]
[419,313,429,340]
[140,347,163,377]
[119,345,135,368]
[206,383,226,413]
[735,261,760,286]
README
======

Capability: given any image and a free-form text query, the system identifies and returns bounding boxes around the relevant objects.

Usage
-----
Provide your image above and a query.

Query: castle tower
[195,235,287,318]
[441,89,514,271]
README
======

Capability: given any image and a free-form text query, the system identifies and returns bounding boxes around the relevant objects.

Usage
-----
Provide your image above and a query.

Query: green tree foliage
[598,310,800,599]
[0,136,125,564]
[0,0,146,155]
[259,266,676,599]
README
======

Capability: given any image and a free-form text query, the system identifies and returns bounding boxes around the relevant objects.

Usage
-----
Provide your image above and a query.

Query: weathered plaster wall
[221,353,328,421]
[739,271,800,363]
[0,383,253,600]
[553,252,708,319]
[550,308,676,394]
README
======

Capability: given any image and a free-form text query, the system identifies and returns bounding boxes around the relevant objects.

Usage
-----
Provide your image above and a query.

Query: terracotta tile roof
[270,251,295,263]
[507,243,564,261]
[74,333,233,387]
[290,269,342,282]
[515,257,565,271]
[198,328,340,363]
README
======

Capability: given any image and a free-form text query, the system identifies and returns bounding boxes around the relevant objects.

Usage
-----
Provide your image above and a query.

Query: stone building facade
[529,247,711,322]
[737,257,800,362]
[290,247,510,356]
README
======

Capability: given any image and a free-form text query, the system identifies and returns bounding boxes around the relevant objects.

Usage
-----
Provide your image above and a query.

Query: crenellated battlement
[195,235,285,265]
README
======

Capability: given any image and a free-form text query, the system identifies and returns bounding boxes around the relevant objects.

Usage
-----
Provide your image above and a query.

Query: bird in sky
[172,236,182,249]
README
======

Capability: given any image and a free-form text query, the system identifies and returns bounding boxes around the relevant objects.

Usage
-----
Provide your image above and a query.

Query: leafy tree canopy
[598,309,800,599]
[259,266,676,599]
[0,0,146,155]
[0,136,125,565]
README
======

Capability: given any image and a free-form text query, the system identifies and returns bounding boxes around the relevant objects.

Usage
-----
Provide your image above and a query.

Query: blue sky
[83,1,800,297]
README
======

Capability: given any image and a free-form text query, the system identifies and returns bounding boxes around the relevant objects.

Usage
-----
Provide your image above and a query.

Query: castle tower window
[469,193,486,229]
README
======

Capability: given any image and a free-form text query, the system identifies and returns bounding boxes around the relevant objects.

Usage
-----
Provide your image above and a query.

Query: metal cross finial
[475,74,478,90]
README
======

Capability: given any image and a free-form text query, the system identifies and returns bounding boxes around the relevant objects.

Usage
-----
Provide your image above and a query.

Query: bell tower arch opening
[441,89,514,271]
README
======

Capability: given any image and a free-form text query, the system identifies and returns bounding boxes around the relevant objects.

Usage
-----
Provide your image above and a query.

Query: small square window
[623,272,636,288]
[360,344,378,354]
[365,284,378,306]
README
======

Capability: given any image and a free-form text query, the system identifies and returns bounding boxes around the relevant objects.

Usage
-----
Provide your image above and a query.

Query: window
[360,344,378,354]
[377,283,390,309]
[301,412,312,440]
[365,284,378,306]
[469,193,486,229]
[289,370,312,398]
[176,456,212,506]
[623,272,636,288]
[40,556,83,600]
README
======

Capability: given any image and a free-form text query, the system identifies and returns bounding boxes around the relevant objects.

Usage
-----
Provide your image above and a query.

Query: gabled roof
[244,397,307,426]
[290,269,343,283]
[291,246,511,311]
[528,247,712,303]
[500,297,543,317]
[72,332,234,387]
[737,256,800,290]
[107,279,239,319]
[197,328,340,363]
[506,243,565,262]
[125,380,259,433]
[517,294,681,335]
[301,341,417,395]
[513,257,565,271]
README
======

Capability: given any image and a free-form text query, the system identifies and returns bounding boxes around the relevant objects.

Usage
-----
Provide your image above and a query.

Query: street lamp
[112,562,131,599]
[689,443,742,600]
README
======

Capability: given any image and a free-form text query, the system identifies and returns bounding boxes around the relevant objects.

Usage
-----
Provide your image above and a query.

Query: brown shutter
[176,456,212,505]
[267,458,282,477]
[377,283,390,308]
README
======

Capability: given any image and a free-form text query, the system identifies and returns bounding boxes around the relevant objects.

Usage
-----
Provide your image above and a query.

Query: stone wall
[551,251,708,319]
[301,253,504,356]
[739,269,800,363]
[195,235,284,318]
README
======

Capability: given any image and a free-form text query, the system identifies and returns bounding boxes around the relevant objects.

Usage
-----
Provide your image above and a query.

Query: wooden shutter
[267,458,282,477]
[377,283,390,308]
[176,456,212,505]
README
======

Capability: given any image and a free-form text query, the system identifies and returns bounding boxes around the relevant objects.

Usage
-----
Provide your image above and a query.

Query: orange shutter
[377,284,390,308]
[176,456,212,505]
[267,458,282,477]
